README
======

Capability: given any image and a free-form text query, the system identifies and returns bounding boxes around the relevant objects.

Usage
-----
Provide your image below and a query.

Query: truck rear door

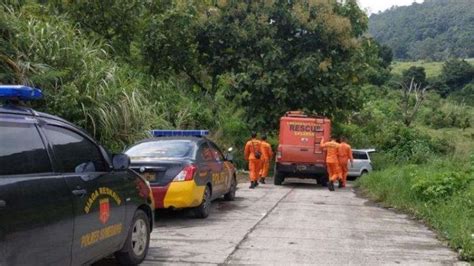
[278,117,328,164]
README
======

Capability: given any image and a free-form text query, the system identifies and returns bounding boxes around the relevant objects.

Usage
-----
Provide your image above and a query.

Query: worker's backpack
[252,141,262,159]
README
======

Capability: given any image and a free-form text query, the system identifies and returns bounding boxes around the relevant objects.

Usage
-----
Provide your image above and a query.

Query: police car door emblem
[99,198,110,224]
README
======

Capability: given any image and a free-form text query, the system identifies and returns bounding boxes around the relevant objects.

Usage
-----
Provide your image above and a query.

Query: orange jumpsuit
[337,142,353,186]
[244,139,262,182]
[320,140,341,182]
[259,140,273,178]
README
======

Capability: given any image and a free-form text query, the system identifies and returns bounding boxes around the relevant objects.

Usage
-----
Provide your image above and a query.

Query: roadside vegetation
[0,0,473,261]
[358,157,474,261]
[355,59,474,261]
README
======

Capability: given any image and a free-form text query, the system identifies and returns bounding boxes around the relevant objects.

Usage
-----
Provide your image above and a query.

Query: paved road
[142,179,464,265]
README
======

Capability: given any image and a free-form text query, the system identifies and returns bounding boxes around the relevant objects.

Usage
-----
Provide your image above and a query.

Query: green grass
[417,126,474,159]
[357,159,474,261]
[391,61,445,78]
[391,59,474,78]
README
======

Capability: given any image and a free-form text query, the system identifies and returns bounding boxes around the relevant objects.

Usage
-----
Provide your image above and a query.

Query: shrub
[377,123,453,164]
[411,170,471,202]
[441,58,474,92]
[449,82,474,106]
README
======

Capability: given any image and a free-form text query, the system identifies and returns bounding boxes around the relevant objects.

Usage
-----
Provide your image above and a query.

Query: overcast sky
[358,0,424,14]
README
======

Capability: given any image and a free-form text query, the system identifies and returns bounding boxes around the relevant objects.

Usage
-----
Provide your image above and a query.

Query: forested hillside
[369,0,474,60]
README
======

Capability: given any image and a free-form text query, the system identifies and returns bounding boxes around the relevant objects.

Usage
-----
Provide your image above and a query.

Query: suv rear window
[0,122,52,175]
[126,140,195,161]
[353,151,368,160]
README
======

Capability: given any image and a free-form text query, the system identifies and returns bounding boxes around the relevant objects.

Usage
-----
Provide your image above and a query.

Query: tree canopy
[142,0,375,128]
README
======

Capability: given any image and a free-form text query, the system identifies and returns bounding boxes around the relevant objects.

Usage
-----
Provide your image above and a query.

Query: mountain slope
[368,0,474,60]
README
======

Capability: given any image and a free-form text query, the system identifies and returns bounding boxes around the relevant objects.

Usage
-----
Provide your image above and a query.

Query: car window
[126,140,195,160]
[43,125,107,173]
[353,151,368,160]
[0,122,52,175]
[208,142,224,161]
[198,143,214,162]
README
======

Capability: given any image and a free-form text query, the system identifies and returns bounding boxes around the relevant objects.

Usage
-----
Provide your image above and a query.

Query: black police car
[125,130,237,218]
[0,85,154,265]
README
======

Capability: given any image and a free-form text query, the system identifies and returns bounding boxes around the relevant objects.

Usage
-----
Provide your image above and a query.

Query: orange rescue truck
[274,111,331,185]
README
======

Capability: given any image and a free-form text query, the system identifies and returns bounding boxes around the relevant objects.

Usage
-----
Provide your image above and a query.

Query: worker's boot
[260,178,266,184]
[328,181,335,191]
[338,181,344,188]
[249,181,256,189]
[254,181,259,187]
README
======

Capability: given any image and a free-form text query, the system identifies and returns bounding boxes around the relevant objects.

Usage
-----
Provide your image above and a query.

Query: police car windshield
[126,140,194,161]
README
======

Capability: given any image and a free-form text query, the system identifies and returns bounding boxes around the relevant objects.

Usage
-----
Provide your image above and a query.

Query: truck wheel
[274,171,284,185]
[115,209,150,265]
[318,174,328,187]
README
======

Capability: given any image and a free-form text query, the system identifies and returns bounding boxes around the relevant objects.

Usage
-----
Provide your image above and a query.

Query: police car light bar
[151,130,209,137]
[0,85,43,101]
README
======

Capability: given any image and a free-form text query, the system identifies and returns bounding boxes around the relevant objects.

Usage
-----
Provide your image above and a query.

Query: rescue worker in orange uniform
[245,132,263,189]
[337,136,353,188]
[259,134,273,184]
[320,137,341,191]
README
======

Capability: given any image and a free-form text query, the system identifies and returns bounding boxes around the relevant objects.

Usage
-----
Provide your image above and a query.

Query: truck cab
[274,111,331,185]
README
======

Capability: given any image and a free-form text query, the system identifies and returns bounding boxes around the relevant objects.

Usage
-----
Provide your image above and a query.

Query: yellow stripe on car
[163,181,206,208]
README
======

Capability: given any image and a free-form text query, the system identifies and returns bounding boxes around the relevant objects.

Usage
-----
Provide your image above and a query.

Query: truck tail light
[173,164,197,182]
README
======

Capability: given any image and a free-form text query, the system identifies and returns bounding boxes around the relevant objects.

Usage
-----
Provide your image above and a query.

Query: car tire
[115,209,150,266]
[359,170,369,178]
[274,171,284,185]
[224,176,237,201]
[194,185,211,218]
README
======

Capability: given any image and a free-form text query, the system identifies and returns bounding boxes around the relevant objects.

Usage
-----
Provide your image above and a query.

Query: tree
[141,0,373,129]
[378,44,393,69]
[402,66,426,87]
[441,58,474,92]
[142,3,204,88]
[364,41,392,86]
[400,78,429,127]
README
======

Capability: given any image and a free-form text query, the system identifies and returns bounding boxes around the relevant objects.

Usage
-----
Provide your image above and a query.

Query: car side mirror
[112,153,130,170]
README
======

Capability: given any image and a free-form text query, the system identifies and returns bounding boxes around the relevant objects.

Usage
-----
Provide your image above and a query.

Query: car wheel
[115,209,150,265]
[359,170,369,177]
[194,185,211,218]
[224,176,237,201]
[274,171,284,185]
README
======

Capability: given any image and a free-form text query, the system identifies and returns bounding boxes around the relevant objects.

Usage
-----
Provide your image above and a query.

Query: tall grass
[1,4,250,153]
[87,90,171,152]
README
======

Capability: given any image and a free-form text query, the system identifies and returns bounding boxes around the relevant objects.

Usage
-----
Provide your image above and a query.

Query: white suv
[348,149,375,179]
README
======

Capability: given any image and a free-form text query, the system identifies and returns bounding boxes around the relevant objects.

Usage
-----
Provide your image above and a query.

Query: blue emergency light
[151,130,209,137]
[0,85,43,101]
